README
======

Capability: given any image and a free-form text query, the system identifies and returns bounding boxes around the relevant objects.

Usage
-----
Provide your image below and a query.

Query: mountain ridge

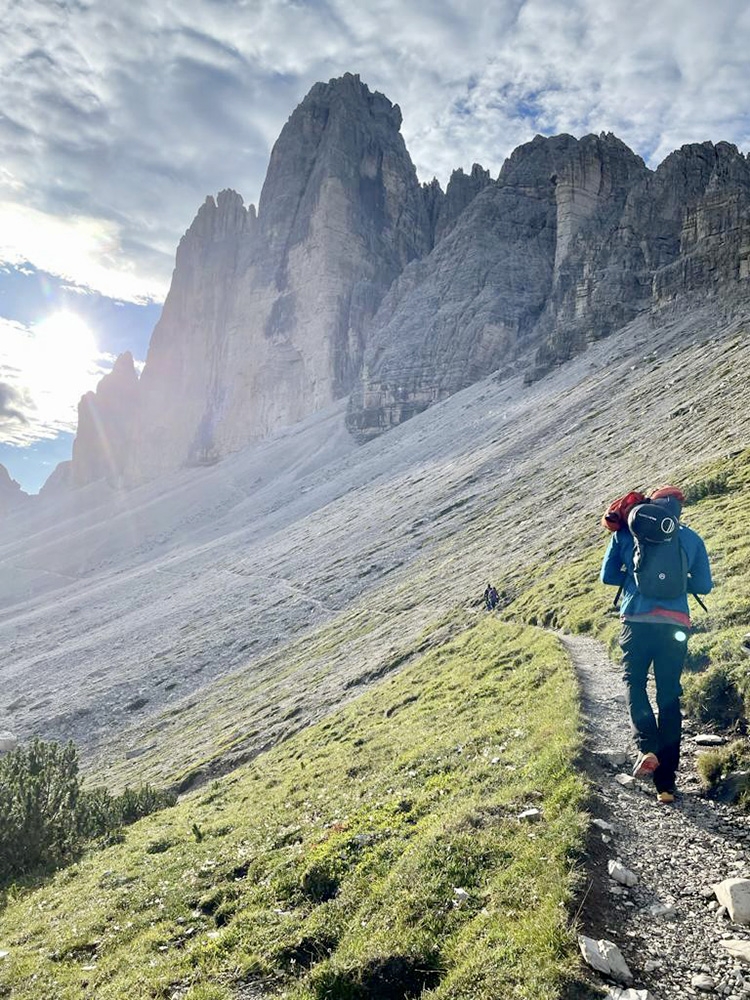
[38,74,748,490]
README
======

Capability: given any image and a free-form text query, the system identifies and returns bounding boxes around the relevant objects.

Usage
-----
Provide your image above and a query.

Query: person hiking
[600,485,713,804]
[484,583,499,611]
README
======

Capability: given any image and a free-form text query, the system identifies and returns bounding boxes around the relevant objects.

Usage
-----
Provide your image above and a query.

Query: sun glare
[33,311,99,382]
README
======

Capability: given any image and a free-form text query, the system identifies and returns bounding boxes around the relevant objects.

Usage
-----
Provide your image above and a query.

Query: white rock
[579,935,611,974]
[597,750,630,767]
[616,774,636,788]
[715,879,750,925]
[517,808,542,823]
[608,990,656,1000]
[693,973,716,991]
[648,901,677,919]
[600,940,635,985]
[453,888,470,907]
[593,818,615,833]
[609,860,638,887]
[0,732,17,753]
[0,951,8,960]
[644,959,663,972]
[578,936,633,985]
[721,940,750,963]
[694,733,727,746]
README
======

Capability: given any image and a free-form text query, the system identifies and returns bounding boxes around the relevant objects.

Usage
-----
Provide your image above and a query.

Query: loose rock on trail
[564,633,750,999]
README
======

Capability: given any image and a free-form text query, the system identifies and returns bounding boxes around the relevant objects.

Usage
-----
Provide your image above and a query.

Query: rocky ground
[567,633,750,999]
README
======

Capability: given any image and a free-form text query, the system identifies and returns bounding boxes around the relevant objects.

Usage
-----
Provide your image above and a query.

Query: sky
[1,0,749,493]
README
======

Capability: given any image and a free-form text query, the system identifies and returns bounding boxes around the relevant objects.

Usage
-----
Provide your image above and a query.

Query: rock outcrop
[123,73,436,482]
[346,133,648,437]
[0,465,29,515]
[347,134,750,437]
[71,352,139,486]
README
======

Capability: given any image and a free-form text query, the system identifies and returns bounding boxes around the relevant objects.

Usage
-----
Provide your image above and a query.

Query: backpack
[602,490,648,532]
[627,502,688,600]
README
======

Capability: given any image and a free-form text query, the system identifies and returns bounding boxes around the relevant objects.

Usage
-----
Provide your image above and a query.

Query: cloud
[0,381,31,425]
[0,314,114,447]
[1,0,749,303]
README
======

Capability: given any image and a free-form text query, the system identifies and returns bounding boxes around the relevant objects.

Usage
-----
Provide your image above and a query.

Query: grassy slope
[0,622,587,1000]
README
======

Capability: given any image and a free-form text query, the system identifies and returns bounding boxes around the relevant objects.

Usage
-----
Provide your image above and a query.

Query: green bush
[0,739,82,881]
[696,740,750,791]
[0,739,176,887]
[682,663,745,729]
[683,472,730,505]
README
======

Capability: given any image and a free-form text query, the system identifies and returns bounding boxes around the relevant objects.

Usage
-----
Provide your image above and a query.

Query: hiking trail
[563,633,750,999]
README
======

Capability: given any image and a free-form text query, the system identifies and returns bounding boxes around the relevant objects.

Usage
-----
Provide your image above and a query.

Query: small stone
[518,808,542,823]
[608,990,656,1000]
[453,888,470,907]
[648,900,677,919]
[609,860,638,887]
[0,951,8,960]
[616,774,636,788]
[644,958,664,972]
[722,940,750,963]
[693,974,716,991]
[598,750,630,767]
[714,879,750,925]
[578,936,633,985]
[694,734,727,746]
[593,818,615,833]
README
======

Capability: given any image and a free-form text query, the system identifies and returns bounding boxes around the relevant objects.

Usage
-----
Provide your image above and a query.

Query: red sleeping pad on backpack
[602,490,648,532]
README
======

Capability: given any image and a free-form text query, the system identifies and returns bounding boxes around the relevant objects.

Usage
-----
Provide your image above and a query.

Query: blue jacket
[600,524,713,618]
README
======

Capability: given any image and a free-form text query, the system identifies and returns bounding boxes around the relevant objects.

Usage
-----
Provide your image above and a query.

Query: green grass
[0,621,587,1000]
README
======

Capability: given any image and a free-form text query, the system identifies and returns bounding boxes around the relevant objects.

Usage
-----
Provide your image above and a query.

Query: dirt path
[562,633,750,999]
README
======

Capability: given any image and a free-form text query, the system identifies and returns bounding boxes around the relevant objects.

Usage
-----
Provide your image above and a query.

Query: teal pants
[619,620,688,792]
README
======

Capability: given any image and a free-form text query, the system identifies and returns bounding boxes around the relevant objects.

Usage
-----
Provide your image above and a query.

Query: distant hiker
[484,584,499,611]
[600,485,713,805]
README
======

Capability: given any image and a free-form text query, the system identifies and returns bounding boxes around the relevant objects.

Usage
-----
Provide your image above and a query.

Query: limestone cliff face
[135,192,255,477]
[72,352,140,486]
[125,73,433,481]
[348,134,750,437]
[651,142,750,304]
[346,133,647,437]
[0,465,29,514]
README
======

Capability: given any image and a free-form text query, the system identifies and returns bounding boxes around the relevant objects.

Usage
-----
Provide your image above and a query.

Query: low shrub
[0,738,176,887]
[682,663,745,729]
[683,472,730,505]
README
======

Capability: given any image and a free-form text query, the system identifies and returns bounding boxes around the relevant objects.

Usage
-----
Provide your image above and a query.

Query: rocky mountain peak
[0,464,28,514]
[183,190,254,245]
[71,352,140,487]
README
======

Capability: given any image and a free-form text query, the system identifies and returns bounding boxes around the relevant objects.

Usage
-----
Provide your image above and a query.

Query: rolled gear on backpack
[602,490,648,532]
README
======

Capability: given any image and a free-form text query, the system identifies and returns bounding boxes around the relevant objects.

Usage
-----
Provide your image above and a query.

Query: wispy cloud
[1,0,749,303]
[0,313,114,447]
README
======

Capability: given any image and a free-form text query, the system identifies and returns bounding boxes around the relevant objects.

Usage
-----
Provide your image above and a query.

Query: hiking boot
[656,789,676,805]
[632,752,660,780]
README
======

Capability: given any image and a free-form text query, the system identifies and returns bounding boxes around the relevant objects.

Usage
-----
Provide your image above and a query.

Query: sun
[33,311,99,384]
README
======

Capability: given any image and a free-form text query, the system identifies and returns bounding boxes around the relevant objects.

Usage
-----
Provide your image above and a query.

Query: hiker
[600,485,713,804]
[484,583,499,611]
